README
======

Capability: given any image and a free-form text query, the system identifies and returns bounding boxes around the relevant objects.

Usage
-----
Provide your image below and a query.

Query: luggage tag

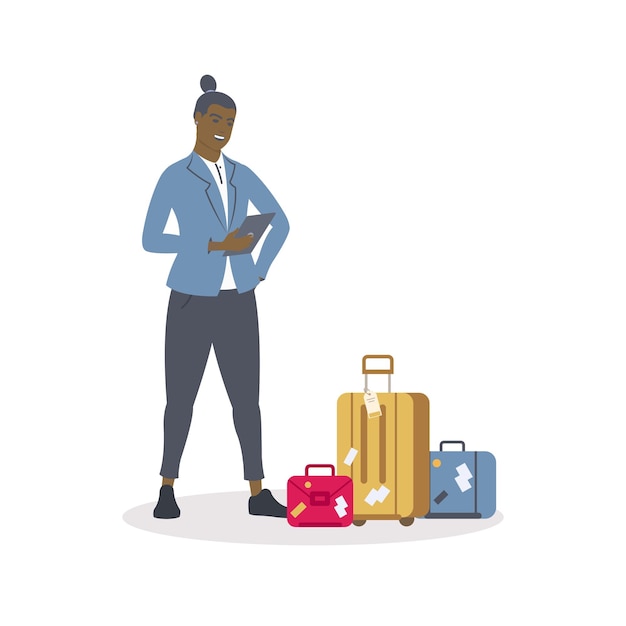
[362,359,391,419]
[364,389,382,419]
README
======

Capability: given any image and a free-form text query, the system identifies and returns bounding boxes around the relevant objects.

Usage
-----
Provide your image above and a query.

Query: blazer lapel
[186,152,227,230]
[224,155,238,229]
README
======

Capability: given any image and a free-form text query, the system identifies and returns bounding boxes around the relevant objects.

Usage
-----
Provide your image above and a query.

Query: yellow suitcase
[336,355,430,526]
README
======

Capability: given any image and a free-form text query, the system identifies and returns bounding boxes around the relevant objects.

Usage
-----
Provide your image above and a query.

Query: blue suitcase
[425,441,496,519]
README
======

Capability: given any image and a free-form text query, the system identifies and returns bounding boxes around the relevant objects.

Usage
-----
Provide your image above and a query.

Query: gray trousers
[159,288,264,481]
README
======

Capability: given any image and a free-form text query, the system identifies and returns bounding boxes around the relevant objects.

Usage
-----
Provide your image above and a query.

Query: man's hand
[223,229,253,252]
[208,228,254,253]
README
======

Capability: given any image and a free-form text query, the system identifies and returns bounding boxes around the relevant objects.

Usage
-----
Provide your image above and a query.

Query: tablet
[223,212,275,256]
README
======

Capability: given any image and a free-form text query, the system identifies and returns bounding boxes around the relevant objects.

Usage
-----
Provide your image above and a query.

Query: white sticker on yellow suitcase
[363,391,382,418]
[365,485,391,505]
[343,448,358,466]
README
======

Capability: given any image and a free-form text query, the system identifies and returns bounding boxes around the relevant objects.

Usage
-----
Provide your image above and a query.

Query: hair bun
[200,75,217,93]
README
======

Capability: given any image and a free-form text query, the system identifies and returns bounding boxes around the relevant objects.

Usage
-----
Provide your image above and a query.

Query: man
[142,75,289,519]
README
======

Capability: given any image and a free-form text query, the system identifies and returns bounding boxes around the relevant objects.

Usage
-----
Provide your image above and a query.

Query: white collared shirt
[200,153,237,290]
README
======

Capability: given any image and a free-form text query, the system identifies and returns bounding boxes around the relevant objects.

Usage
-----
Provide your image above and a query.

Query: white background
[2,1,624,623]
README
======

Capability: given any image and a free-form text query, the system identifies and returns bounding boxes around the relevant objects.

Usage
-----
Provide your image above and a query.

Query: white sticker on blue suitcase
[455,463,473,492]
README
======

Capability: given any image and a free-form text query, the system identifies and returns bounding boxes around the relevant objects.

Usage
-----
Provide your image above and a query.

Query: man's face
[195,104,236,153]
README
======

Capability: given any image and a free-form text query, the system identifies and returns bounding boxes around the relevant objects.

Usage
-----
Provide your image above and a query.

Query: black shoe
[248,489,287,518]
[153,485,180,519]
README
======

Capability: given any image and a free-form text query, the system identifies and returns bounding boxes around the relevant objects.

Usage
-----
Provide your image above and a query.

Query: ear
[194,112,203,124]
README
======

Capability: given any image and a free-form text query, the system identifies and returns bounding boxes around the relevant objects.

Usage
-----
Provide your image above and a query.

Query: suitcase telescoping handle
[362,354,394,393]
[440,441,466,451]
[305,464,336,476]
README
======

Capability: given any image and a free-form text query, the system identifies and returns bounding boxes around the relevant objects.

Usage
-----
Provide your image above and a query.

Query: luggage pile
[287,355,497,527]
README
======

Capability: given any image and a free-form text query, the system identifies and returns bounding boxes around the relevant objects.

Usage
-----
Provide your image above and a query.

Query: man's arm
[142,173,180,253]
[245,171,290,280]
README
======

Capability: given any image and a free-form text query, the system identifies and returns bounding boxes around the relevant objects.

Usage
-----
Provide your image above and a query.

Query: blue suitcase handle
[439,440,465,451]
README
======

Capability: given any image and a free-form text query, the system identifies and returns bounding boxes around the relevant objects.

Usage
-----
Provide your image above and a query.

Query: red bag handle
[305,464,335,476]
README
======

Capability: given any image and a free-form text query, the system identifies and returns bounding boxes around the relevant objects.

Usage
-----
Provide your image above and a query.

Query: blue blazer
[142,152,289,296]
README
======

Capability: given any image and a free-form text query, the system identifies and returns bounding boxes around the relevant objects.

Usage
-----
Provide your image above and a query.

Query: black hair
[193,75,237,117]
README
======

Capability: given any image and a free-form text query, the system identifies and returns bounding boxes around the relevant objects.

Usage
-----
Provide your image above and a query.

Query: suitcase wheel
[399,517,414,527]
[352,519,367,527]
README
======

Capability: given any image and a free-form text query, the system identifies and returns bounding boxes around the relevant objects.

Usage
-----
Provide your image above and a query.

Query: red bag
[287,464,353,527]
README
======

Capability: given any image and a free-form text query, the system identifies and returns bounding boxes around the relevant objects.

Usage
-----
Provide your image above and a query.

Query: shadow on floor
[123,489,504,545]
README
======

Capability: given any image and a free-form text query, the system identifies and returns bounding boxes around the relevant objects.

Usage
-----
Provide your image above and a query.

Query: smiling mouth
[214,134,225,141]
